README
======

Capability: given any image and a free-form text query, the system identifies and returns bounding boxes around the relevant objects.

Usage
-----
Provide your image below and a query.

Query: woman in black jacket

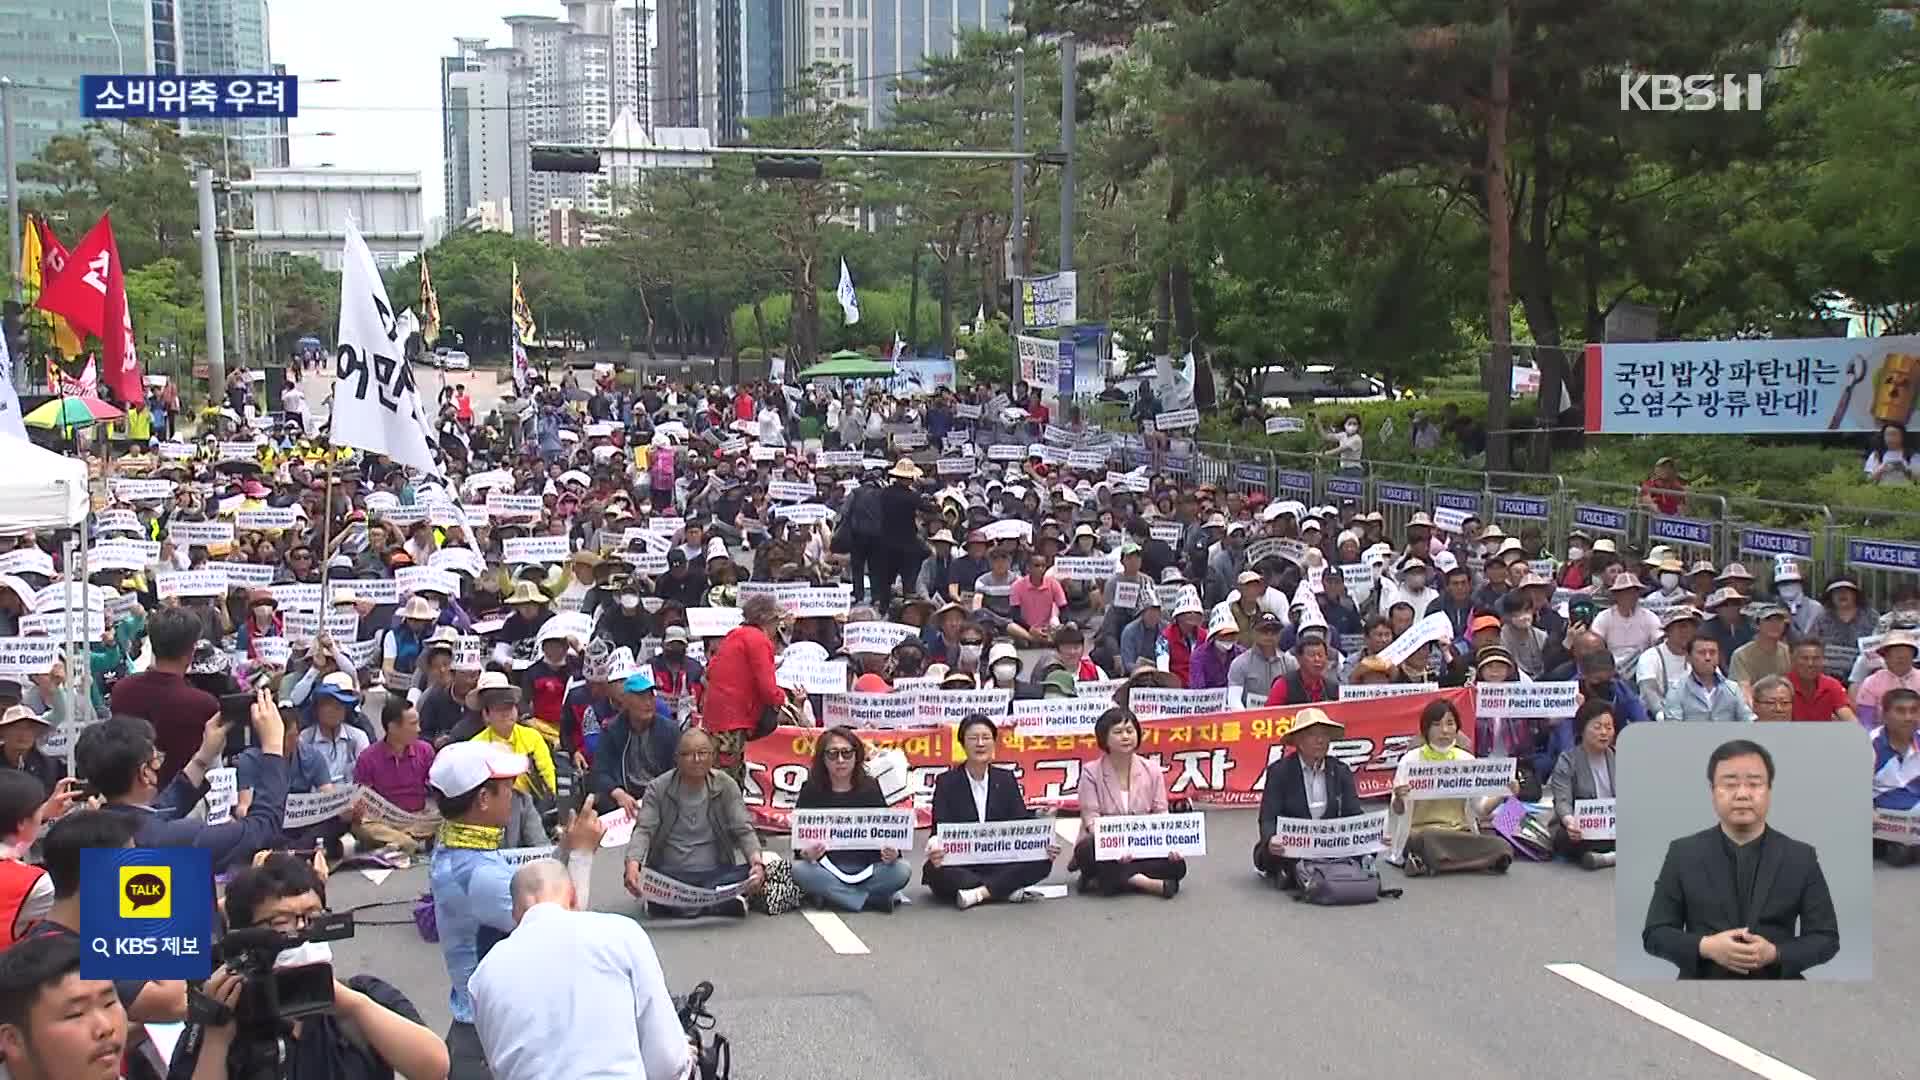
[788,727,912,913]
[1253,708,1365,890]
[923,714,1060,908]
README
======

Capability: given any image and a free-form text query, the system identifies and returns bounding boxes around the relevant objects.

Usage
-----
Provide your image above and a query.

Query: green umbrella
[798,355,898,380]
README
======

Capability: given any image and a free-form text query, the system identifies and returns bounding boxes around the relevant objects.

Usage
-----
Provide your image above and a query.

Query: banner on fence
[1583,335,1920,435]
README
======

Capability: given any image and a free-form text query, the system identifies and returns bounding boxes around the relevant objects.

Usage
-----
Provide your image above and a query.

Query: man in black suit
[1642,739,1840,979]
[923,715,1062,907]
[1254,708,1365,890]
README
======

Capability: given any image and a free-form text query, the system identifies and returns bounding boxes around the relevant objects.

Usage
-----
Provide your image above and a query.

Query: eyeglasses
[824,748,856,762]
[678,750,713,761]
[260,909,325,934]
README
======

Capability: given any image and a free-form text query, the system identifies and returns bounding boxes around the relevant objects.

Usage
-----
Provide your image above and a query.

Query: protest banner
[0,638,59,676]
[268,583,322,611]
[937,456,975,477]
[893,430,928,451]
[777,654,847,695]
[1400,756,1517,800]
[1873,806,1920,845]
[335,578,400,607]
[18,611,105,638]
[1150,521,1183,545]
[503,536,570,565]
[643,516,687,537]
[325,610,361,640]
[750,445,781,462]
[816,450,863,468]
[497,846,559,867]
[1155,408,1200,432]
[1475,681,1579,718]
[93,508,141,535]
[108,478,174,502]
[222,563,275,589]
[250,637,291,666]
[841,621,919,654]
[1572,799,1617,841]
[934,819,1056,866]
[1076,677,1123,702]
[1092,812,1207,861]
[1050,555,1119,582]
[686,607,744,639]
[1247,537,1307,567]
[986,444,1027,462]
[157,441,196,460]
[821,692,922,729]
[216,440,261,462]
[1010,696,1109,737]
[451,636,485,672]
[1028,443,1068,466]
[790,809,915,853]
[743,687,1473,829]
[283,788,359,829]
[1067,449,1109,472]
[623,550,669,574]
[1341,563,1376,603]
[282,610,319,641]
[774,503,834,526]
[953,403,983,421]
[337,639,379,669]
[1129,687,1229,720]
[204,768,238,826]
[394,567,459,598]
[156,570,228,599]
[235,507,301,531]
[1110,581,1142,609]
[34,583,109,614]
[167,520,234,547]
[354,788,440,832]
[718,436,749,456]
[784,586,854,619]
[1264,416,1305,435]
[1338,682,1433,702]
[978,520,1033,543]
[1381,611,1454,666]
[379,504,428,527]
[1269,811,1390,859]
[916,688,1013,725]
[639,868,751,910]
[87,541,158,573]
[768,480,816,503]
[485,493,543,518]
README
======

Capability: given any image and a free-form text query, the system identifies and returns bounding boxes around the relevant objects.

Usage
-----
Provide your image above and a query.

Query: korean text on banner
[1091,813,1207,861]
[1269,811,1390,859]
[502,536,570,565]
[1338,683,1432,702]
[1009,696,1108,737]
[790,809,914,853]
[1265,417,1305,435]
[283,788,360,830]
[1400,756,1517,800]
[639,868,751,911]
[934,819,1056,866]
[1381,611,1454,667]
[1155,409,1200,432]
[841,621,919,654]
[1474,681,1579,718]
[821,692,921,729]
[916,688,1013,725]
[1582,335,1920,435]
[333,220,439,474]
[1128,687,1228,720]
[204,768,238,827]
[1572,799,1617,841]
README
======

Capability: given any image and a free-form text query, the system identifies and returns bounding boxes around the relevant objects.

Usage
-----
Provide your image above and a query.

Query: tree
[20,121,225,271]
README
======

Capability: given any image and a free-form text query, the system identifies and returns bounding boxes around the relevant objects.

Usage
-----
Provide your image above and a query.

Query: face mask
[618,595,640,610]
[992,660,1018,682]
[273,940,333,971]
[1778,583,1802,601]
[1568,546,1586,561]
[959,644,983,665]
[1213,637,1235,651]
[1659,573,1681,591]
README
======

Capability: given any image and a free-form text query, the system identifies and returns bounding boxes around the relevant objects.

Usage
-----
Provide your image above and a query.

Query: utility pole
[2,77,19,303]
[1011,47,1025,335]
[1484,2,1514,472]
[1058,34,1076,275]
[196,168,227,395]
[223,135,243,366]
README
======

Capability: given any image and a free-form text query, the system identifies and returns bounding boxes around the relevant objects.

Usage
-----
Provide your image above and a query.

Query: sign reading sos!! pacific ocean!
[1583,335,1920,434]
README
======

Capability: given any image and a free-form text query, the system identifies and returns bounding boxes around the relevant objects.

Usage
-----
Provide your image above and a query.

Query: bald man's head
[509,858,576,922]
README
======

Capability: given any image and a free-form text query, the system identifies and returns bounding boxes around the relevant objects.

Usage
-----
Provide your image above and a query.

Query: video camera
[215,910,356,1027]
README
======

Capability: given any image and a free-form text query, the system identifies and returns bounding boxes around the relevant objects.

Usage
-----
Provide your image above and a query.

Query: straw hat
[398,595,440,622]
[889,458,923,480]
[464,670,523,710]
[505,581,549,606]
[1873,630,1919,657]
[1281,707,1343,742]
[1660,605,1702,628]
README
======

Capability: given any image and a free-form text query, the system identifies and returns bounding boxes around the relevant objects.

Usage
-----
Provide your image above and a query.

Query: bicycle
[676,981,731,1080]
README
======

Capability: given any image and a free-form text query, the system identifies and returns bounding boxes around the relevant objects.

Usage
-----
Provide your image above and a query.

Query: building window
[815,26,824,37]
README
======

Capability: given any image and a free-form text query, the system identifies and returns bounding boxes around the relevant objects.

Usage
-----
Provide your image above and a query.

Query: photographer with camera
[81,690,289,869]
[470,859,691,1080]
[166,853,449,1080]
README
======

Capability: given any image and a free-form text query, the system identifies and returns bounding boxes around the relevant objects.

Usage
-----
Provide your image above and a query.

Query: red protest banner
[743,686,1473,831]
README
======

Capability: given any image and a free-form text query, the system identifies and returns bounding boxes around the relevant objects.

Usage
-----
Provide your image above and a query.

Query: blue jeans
[790,857,911,912]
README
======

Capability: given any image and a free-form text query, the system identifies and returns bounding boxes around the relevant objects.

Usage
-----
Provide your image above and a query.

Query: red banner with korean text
[743,687,1473,831]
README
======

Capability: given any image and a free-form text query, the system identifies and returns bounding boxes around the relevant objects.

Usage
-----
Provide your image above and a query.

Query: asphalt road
[321,809,1916,1080]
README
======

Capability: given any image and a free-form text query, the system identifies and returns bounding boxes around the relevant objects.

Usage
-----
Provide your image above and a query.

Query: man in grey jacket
[620,727,765,918]
[1662,637,1757,723]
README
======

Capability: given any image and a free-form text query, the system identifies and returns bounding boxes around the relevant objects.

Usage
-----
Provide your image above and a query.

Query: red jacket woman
[699,594,788,785]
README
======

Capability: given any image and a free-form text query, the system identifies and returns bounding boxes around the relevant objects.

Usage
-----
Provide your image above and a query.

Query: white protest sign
[790,809,915,852]
[784,586,854,619]
[222,563,275,589]
[686,607,744,639]
[235,507,301,531]
[934,818,1055,866]
[1873,806,1920,845]
[596,805,636,849]
[717,436,749,456]
[816,450,863,469]
[954,403,982,421]
[1400,756,1517,800]
[0,638,59,676]
[776,655,847,695]
[250,637,292,666]
[915,688,1013,725]
[1337,682,1432,702]
[936,456,975,477]
[18,610,105,638]
[332,579,398,607]
[623,550,669,574]
[639,868,751,911]
[87,541,158,572]
[1433,506,1472,534]
[156,570,229,599]
[0,550,53,578]
[1341,563,1376,603]
[1028,443,1068,466]
[986,444,1027,462]
[1269,811,1389,859]
[503,536,571,564]
[168,520,235,547]
[1091,812,1207,861]
[978,519,1033,543]
[1110,581,1142,609]
[394,567,459,598]
[282,787,360,829]
[216,440,261,462]
[1474,681,1579,718]
[450,635,485,672]
[1051,555,1119,582]
[1154,409,1199,432]
[1010,696,1109,737]
[1128,687,1229,720]
[496,846,559,867]
[336,638,379,669]
[1381,611,1454,667]
[642,516,688,538]
[158,441,196,460]
[768,480,816,503]
[427,547,486,580]
[774,503,834,526]
[269,583,323,611]
[486,493,543,518]
[1265,416,1305,435]
[109,478,175,502]
[821,692,922,729]
[1067,449,1109,472]
[93,508,142,535]
[1247,537,1307,567]
[1572,799,1617,841]
[842,621,920,654]
[282,610,320,641]
[205,768,238,826]
[1150,521,1184,545]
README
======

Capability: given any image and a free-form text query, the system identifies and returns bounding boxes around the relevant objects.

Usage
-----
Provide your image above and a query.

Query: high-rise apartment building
[151,0,182,74]
[178,0,283,170]
[0,0,155,164]
[794,0,1011,127]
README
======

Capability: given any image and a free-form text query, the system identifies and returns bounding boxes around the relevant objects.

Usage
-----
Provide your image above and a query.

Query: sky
[269,0,567,224]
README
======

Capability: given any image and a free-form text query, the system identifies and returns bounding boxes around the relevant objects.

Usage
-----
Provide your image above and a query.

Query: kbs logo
[1619,73,1763,112]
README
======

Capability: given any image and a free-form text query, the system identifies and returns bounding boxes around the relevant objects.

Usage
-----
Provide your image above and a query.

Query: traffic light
[753,155,823,181]
[530,145,605,173]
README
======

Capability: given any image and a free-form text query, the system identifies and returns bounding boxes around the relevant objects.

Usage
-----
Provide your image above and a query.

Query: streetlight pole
[2,77,18,304]
[223,134,242,367]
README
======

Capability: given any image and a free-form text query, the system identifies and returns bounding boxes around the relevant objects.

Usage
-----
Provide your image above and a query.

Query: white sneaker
[956,886,989,910]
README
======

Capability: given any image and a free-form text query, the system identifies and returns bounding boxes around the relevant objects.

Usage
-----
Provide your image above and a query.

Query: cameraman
[167,854,449,1080]
[81,690,288,868]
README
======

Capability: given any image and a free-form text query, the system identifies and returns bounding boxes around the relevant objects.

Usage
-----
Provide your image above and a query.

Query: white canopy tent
[0,434,90,530]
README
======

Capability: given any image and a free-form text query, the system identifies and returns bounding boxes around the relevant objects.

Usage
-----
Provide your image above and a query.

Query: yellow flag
[21,218,84,357]
[511,261,538,346]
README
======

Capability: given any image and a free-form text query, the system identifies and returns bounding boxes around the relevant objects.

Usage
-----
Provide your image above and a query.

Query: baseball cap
[428,741,531,799]
[623,670,657,694]
[664,625,691,644]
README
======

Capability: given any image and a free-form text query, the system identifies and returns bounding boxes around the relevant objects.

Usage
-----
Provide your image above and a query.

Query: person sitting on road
[1662,636,1756,723]
[621,727,766,919]
[590,669,681,818]
[1069,708,1184,899]
[924,714,1060,909]
[466,671,557,802]
[1786,638,1857,724]
[1853,631,1920,728]
[789,726,911,913]
[1872,687,1920,867]
[1254,708,1364,891]
[351,696,439,857]
[1388,699,1516,877]
[1547,699,1619,870]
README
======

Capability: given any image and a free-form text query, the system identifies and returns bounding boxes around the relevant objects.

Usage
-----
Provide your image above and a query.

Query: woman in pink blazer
[1070,707,1186,898]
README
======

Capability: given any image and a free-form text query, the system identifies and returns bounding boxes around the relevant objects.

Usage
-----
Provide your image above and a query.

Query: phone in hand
[219,692,256,753]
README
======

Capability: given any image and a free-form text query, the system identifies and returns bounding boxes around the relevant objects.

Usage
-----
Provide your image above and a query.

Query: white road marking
[802,909,870,955]
[1545,963,1818,1080]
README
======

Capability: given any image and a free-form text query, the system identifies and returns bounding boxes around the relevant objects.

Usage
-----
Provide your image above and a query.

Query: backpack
[833,485,883,553]
[1292,859,1400,905]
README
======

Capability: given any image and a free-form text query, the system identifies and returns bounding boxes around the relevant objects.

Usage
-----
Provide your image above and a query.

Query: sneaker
[862,892,897,914]
[1590,851,1617,869]
[1160,878,1180,900]
[955,886,989,910]
[1006,888,1031,904]
[1489,854,1513,875]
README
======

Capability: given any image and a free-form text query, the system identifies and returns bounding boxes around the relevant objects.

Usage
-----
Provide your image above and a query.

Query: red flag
[34,214,141,402]
[35,217,71,285]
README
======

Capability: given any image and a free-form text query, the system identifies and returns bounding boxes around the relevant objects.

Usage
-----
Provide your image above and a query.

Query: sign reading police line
[934,819,1056,866]
[1092,812,1207,861]
[79,847,214,980]
[1270,811,1390,858]
[1400,757,1518,800]
[790,809,914,853]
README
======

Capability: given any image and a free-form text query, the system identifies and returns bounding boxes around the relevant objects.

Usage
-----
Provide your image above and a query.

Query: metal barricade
[1720,497,1834,589]
[1823,505,1920,612]
[1484,470,1566,557]
[1189,441,1236,492]
[1421,465,1491,539]
[1643,492,1729,572]
[1269,450,1319,508]
[1560,478,1645,560]
[1368,461,1428,542]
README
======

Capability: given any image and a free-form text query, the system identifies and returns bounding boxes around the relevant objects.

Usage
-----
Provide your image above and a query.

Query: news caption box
[78,848,213,981]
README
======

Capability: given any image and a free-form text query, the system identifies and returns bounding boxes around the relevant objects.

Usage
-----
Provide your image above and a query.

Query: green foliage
[958,320,1014,387]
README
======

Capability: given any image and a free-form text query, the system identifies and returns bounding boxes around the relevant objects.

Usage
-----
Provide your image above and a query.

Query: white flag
[836,258,860,325]
[0,330,26,443]
[332,219,439,474]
